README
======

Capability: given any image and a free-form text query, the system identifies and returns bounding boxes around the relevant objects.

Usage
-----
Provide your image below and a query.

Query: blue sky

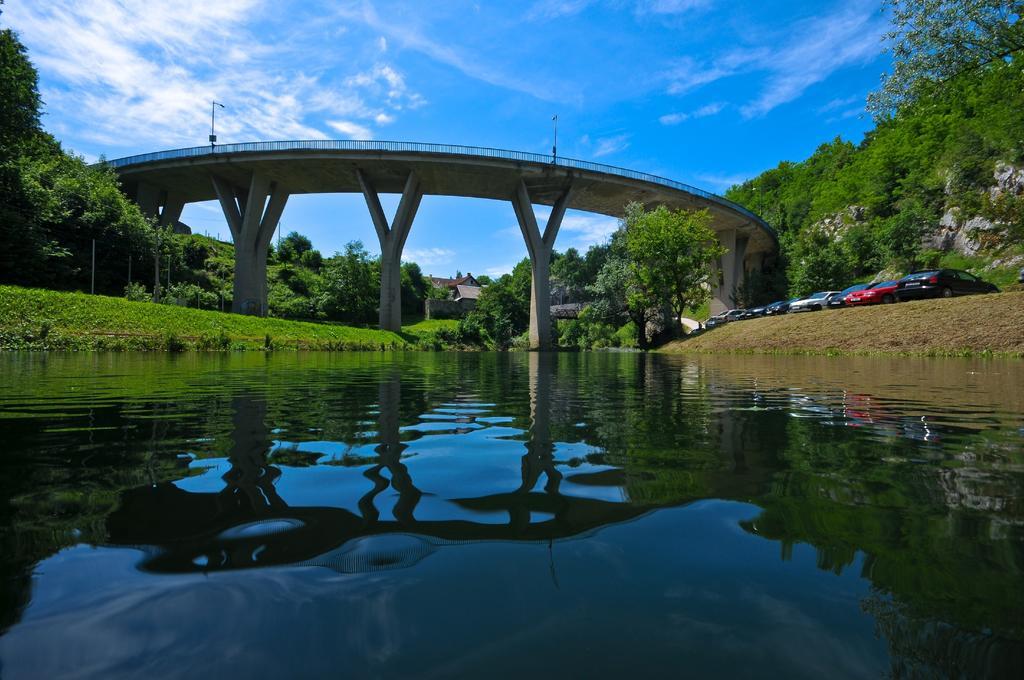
[5,0,890,277]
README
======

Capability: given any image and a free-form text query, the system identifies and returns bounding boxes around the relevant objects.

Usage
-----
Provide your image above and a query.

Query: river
[0,352,1021,677]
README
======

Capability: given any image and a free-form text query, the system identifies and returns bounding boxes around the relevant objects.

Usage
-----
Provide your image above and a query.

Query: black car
[765,298,799,315]
[895,269,999,301]
[827,283,872,309]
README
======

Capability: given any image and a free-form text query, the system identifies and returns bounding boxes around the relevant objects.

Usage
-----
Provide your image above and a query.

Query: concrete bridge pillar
[710,230,755,314]
[135,182,185,227]
[358,170,423,332]
[511,180,573,350]
[212,173,289,316]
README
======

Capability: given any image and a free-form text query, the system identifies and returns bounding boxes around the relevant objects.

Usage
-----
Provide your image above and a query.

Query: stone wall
[425,298,476,319]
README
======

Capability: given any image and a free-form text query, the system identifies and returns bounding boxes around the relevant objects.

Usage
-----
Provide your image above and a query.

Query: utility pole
[153,238,160,302]
[91,239,95,294]
[552,114,558,163]
[210,101,225,149]
[128,251,132,286]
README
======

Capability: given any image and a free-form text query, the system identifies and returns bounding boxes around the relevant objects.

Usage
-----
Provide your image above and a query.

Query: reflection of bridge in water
[106,354,667,573]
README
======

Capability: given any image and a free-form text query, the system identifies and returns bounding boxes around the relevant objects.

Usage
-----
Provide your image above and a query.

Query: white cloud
[327,120,373,139]
[531,208,619,249]
[636,0,714,15]
[559,214,619,248]
[817,95,861,113]
[739,5,885,118]
[403,247,456,266]
[484,263,518,277]
[664,49,767,95]
[337,2,579,104]
[662,1,885,117]
[692,172,754,192]
[4,1,421,151]
[659,101,725,125]
[592,134,630,158]
[526,0,596,20]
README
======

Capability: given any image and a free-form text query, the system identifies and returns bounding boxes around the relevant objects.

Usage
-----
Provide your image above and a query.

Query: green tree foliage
[459,259,532,349]
[0,16,40,155]
[786,229,854,296]
[276,231,314,263]
[0,18,157,294]
[400,261,429,315]
[726,57,1024,295]
[869,0,1024,115]
[623,203,725,325]
[316,241,379,323]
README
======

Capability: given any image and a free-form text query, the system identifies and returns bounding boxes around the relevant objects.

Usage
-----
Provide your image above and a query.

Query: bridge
[107,140,777,348]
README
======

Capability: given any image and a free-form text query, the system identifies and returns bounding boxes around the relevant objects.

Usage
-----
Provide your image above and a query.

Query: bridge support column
[212,173,288,316]
[358,170,423,332]
[512,180,572,350]
[134,182,185,228]
[710,228,737,315]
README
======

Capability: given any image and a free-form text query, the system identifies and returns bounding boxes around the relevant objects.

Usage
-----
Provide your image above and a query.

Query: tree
[0,16,41,155]
[587,228,661,349]
[460,258,531,349]
[786,229,853,296]
[868,0,1024,115]
[400,261,429,316]
[277,231,313,263]
[623,203,726,334]
[315,241,378,322]
[879,200,930,270]
[551,247,587,301]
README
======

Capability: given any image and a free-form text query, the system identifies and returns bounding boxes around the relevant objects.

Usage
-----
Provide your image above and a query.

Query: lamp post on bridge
[552,114,558,164]
[210,101,225,150]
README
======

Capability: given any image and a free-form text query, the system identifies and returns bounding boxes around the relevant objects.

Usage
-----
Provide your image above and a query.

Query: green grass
[0,285,411,351]
[402,318,461,335]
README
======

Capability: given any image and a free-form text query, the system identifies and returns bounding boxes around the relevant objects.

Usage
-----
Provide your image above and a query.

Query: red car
[844,280,899,306]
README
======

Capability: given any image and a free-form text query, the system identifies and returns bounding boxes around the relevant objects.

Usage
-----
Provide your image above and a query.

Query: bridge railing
[105,139,771,234]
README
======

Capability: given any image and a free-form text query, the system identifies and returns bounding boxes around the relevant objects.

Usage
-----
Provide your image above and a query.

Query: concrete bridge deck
[108,140,777,346]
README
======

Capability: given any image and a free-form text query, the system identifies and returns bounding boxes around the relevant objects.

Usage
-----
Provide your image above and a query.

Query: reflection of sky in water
[0,353,1022,677]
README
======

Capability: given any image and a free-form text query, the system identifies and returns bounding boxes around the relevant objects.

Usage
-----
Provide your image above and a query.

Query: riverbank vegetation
[663,291,1024,357]
[0,286,423,351]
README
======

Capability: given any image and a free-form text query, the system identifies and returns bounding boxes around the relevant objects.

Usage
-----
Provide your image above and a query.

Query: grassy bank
[0,286,428,351]
[662,291,1024,357]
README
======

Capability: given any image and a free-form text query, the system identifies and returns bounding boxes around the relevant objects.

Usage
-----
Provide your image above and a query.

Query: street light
[552,114,558,164]
[210,101,225,149]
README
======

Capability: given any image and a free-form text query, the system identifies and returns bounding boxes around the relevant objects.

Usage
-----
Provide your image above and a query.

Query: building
[425,273,484,319]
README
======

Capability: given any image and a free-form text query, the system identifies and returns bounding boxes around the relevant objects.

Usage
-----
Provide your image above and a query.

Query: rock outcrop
[923,162,1022,256]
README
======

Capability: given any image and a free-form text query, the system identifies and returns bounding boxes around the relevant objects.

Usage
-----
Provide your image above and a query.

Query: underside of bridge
[112,143,777,347]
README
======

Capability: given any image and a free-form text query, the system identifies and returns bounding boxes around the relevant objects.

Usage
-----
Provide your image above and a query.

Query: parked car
[724,309,746,322]
[705,313,728,329]
[745,305,767,318]
[845,280,900,306]
[765,298,799,315]
[828,283,872,309]
[789,291,842,312]
[895,269,999,301]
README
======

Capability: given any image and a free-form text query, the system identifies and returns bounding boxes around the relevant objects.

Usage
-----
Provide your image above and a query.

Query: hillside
[0,286,456,351]
[662,292,1024,357]
[724,60,1024,306]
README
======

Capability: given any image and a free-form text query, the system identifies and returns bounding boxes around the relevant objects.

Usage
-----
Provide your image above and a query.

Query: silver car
[789,291,842,312]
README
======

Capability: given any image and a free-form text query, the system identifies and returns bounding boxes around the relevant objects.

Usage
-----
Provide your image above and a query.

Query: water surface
[0,352,1022,678]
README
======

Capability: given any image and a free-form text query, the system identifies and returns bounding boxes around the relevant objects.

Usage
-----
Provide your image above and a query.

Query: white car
[789,291,842,312]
